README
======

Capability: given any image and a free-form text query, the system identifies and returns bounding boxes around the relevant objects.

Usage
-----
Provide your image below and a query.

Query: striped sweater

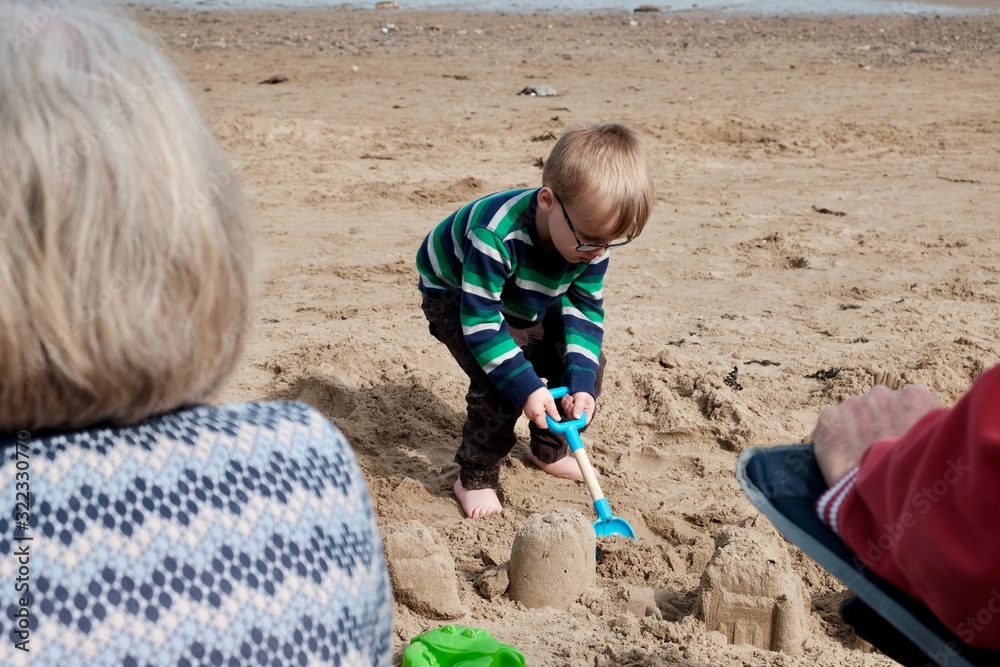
[416,188,607,408]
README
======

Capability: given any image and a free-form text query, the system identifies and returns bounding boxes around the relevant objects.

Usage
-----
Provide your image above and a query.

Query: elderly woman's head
[0,2,255,431]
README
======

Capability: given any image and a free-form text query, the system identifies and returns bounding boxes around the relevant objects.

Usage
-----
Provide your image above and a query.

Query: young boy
[416,122,656,519]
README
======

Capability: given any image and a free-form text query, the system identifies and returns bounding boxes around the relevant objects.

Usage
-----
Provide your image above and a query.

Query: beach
[133,5,1000,664]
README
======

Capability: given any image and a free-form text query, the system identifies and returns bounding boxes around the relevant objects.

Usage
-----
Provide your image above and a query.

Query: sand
[131,5,1000,665]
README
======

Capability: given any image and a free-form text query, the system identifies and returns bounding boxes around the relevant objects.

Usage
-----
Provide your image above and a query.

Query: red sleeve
[816,364,1000,649]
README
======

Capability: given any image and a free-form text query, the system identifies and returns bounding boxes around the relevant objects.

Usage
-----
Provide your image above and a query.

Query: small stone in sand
[517,85,558,97]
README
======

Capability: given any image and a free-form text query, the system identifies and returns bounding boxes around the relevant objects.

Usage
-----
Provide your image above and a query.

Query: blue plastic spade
[546,387,637,540]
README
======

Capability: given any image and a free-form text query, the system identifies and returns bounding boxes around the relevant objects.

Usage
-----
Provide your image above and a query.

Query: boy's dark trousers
[421,289,605,491]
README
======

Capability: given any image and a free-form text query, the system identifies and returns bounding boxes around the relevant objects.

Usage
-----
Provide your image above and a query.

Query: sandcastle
[698,527,809,655]
[506,508,597,609]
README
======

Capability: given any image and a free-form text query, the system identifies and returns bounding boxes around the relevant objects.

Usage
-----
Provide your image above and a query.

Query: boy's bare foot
[453,479,503,519]
[525,450,599,481]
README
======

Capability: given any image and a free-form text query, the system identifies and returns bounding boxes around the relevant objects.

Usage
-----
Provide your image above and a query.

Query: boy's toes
[454,479,503,519]
[469,503,503,519]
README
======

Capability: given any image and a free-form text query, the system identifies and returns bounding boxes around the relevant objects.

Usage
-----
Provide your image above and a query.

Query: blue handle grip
[544,387,587,451]
[593,498,614,522]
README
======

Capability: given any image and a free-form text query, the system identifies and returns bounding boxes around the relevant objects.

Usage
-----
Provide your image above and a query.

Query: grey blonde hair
[0,1,255,431]
[542,122,656,241]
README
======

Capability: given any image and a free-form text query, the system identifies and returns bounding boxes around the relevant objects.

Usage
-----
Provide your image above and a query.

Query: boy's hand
[561,391,596,426]
[522,387,561,429]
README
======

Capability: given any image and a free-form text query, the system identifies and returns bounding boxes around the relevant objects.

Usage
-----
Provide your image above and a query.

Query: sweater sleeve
[459,226,544,408]
[559,253,607,398]
[815,364,1000,649]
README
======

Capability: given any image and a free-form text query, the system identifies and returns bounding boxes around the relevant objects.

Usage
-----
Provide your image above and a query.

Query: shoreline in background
[110,0,1000,15]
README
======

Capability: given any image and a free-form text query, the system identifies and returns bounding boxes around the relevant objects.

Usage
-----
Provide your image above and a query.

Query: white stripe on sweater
[816,466,860,536]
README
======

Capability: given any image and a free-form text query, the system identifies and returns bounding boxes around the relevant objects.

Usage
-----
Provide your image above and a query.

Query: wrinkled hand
[812,384,941,487]
[560,391,595,426]
[522,387,560,429]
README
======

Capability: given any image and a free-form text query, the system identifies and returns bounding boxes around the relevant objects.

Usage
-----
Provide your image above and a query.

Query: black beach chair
[737,444,1000,667]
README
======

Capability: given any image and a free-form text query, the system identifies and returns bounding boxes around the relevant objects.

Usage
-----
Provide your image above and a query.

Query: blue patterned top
[0,401,393,666]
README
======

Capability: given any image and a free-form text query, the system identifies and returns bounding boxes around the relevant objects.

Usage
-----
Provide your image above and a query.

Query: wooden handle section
[571,447,605,502]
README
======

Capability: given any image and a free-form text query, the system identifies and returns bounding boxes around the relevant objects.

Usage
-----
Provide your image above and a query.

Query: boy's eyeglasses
[552,191,631,252]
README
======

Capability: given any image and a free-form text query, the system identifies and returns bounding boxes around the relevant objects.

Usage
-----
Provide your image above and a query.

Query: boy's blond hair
[542,122,656,241]
[0,1,255,431]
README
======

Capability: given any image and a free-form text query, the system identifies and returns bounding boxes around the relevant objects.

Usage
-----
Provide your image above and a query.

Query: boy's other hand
[523,388,560,429]
[561,392,596,426]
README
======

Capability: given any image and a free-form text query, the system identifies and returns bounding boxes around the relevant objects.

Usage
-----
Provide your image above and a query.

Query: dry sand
[131,5,1000,664]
